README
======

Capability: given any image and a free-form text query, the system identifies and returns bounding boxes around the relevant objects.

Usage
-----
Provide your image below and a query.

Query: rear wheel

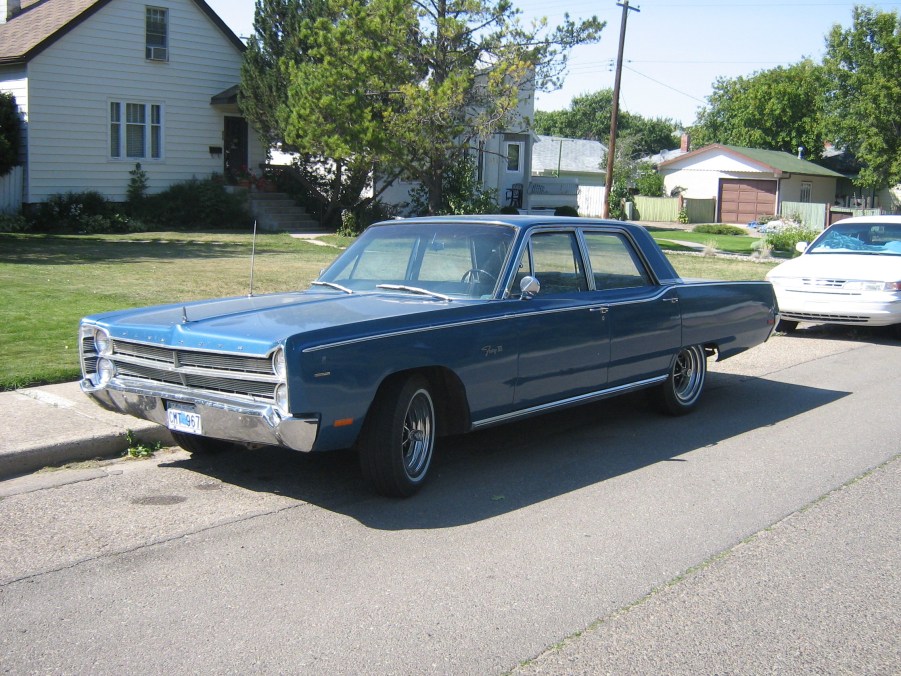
[170,431,243,454]
[776,319,799,333]
[657,345,707,416]
[359,375,436,497]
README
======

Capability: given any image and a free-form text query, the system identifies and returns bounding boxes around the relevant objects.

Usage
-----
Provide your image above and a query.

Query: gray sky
[206,0,901,127]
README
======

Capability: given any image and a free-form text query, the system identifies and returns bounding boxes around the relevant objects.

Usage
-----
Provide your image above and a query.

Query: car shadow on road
[160,371,849,530]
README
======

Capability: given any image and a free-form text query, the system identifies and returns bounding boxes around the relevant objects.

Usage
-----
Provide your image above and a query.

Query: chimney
[680,132,690,153]
[797,146,804,159]
[3,0,22,22]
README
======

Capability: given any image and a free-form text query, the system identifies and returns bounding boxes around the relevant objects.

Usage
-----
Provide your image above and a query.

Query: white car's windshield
[807,222,901,255]
[316,222,516,299]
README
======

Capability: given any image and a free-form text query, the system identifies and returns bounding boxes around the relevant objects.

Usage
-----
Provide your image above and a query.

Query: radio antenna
[248,220,258,297]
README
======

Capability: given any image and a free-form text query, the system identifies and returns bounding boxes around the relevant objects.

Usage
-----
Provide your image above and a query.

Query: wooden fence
[0,166,23,214]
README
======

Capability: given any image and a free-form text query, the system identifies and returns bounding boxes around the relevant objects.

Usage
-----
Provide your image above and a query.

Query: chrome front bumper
[81,379,318,452]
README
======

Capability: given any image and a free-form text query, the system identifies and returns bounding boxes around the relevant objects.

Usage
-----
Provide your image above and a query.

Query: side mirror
[795,242,808,254]
[520,275,540,299]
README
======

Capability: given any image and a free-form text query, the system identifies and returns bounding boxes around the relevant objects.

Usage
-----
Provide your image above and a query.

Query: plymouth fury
[80,216,777,496]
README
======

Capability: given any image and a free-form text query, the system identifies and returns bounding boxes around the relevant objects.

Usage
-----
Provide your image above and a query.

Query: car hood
[84,290,467,356]
[767,253,901,282]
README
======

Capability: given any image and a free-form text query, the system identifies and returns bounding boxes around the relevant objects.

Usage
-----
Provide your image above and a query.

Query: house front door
[223,116,248,183]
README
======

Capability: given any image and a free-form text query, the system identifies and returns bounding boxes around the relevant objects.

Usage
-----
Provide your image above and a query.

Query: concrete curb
[0,381,173,480]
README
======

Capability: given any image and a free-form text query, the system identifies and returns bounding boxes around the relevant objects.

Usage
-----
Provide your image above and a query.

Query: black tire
[776,319,799,333]
[359,375,436,497]
[170,431,242,454]
[657,345,707,416]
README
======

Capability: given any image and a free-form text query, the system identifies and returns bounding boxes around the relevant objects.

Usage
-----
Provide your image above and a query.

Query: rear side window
[583,232,651,289]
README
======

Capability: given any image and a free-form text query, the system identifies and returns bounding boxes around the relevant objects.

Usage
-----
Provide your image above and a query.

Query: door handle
[589,306,609,314]
[662,297,679,304]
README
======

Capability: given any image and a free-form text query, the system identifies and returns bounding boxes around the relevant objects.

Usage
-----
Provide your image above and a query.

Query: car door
[510,230,611,409]
[581,230,681,386]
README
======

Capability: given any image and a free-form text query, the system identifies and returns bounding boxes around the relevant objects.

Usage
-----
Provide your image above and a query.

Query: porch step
[246,192,327,233]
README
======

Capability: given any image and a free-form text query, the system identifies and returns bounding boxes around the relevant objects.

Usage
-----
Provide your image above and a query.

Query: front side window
[517,232,587,295]
[110,102,163,160]
[146,7,168,61]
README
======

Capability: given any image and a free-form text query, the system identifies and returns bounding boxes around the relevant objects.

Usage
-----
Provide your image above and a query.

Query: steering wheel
[461,269,497,285]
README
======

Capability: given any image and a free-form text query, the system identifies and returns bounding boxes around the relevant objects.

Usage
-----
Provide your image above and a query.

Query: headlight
[93,328,112,355]
[272,347,286,379]
[96,358,115,386]
[275,383,289,414]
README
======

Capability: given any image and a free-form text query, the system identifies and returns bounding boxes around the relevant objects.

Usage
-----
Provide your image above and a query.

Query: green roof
[718,145,844,177]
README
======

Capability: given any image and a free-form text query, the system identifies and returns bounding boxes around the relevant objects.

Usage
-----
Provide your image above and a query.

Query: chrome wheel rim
[402,389,434,481]
[672,346,704,404]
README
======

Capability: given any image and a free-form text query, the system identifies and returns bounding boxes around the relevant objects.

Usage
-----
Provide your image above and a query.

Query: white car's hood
[768,253,901,282]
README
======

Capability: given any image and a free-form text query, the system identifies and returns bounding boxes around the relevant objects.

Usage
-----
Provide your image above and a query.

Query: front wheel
[657,345,707,416]
[359,375,436,497]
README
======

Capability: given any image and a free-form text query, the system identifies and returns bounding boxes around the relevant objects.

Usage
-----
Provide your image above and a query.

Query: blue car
[80,216,776,496]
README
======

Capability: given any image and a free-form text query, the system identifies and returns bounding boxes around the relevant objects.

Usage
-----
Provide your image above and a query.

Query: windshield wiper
[311,281,354,294]
[376,284,454,302]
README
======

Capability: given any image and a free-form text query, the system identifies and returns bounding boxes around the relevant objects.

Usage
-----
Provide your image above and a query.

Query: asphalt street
[0,326,899,674]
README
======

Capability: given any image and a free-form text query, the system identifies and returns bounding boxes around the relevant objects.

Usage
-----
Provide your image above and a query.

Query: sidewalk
[0,381,172,479]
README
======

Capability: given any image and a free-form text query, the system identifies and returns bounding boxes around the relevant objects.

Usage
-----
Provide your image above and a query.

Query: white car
[766,215,901,334]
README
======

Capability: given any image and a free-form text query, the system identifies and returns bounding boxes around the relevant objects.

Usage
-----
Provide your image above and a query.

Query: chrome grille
[102,339,278,403]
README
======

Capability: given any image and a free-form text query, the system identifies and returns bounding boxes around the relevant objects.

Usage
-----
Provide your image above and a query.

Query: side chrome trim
[471,375,668,429]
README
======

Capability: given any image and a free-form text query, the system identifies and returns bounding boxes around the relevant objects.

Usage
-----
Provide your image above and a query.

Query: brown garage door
[718,179,777,224]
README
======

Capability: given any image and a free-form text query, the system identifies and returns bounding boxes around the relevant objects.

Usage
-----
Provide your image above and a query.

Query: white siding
[779,174,836,204]
[25,0,260,202]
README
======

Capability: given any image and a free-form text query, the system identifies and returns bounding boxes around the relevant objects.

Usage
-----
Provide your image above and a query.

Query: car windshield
[316,222,516,299]
[807,222,901,255]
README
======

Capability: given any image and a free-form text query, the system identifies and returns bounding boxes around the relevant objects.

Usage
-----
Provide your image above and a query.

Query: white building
[0,0,266,205]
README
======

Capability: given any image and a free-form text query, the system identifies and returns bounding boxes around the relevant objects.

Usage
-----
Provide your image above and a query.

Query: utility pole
[602,0,640,218]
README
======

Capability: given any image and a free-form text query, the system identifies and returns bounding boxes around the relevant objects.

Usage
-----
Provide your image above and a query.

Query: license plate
[166,406,202,435]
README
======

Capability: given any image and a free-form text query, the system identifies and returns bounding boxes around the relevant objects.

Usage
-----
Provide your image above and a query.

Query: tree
[0,92,21,177]
[278,0,604,214]
[533,89,680,157]
[691,60,828,158]
[823,6,901,188]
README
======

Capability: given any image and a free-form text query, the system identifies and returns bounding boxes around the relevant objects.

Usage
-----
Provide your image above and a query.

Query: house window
[110,102,163,160]
[506,142,522,173]
[146,7,168,61]
[800,181,812,203]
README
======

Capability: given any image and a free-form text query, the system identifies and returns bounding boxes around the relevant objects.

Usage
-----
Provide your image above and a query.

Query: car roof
[372,214,646,236]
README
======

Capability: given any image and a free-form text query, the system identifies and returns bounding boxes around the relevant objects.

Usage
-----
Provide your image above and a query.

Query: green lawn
[0,231,777,390]
[649,229,762,255]
[0,232,347,390]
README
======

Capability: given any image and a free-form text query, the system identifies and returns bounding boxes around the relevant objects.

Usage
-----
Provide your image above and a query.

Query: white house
[376,77,537,214]
[0,0,266,205]
[530,135,606,215]
[658,144,844,224]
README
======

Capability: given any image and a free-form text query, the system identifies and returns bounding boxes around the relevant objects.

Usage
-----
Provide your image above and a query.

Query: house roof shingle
[0,0,244,65]
[658,143,844,178]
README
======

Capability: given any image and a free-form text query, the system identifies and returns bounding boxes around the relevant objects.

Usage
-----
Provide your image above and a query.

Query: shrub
[554,205,579,217]
[28,191,132,233]
[766,225,821,254]
[143,178,251,229]
[498,205,520,215]
[0,212,28,232]
[693,224,747,236]
[677,208,689,224]
[0,92,21,177]
[337,210,361,237]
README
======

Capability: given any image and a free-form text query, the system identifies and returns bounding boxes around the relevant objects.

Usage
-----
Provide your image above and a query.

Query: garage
[718,179,777,224]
